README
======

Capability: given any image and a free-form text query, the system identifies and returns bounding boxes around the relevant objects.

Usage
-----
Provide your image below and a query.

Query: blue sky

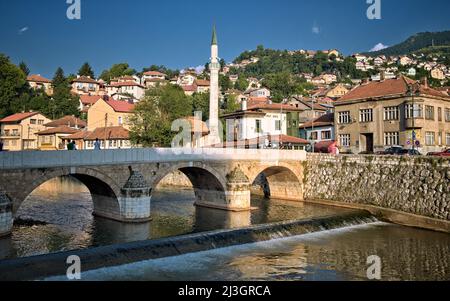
[0,0,449,78]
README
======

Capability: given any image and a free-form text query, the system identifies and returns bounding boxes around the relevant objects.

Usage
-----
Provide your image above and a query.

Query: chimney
[421,77,428,88]
[241,99,248,111]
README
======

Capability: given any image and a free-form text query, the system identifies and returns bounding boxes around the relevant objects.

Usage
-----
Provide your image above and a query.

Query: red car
[427,149,450,157]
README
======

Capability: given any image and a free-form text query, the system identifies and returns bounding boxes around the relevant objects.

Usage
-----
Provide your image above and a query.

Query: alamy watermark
[66,255,81,280]
[66,0,81,20]
[367,0,382,20]
[367,255,382,280]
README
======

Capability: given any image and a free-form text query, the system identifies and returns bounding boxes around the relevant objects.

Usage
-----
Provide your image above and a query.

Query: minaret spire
[212,25,218,45]
[208,25,220,144]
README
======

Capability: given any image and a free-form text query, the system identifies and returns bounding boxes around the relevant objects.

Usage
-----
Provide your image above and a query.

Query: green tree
[0,54,27,118]
[219,74,232,91]
[192,92,210,121]
[234,76,249,91]
[129,85,192,147]
[223,93,240,114]
[50,67,80,119]
[78,62,95,78]
[19,61,30,76]
[100,63,136,82]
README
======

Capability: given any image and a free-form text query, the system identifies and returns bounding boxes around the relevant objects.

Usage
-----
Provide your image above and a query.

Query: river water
[1,177,449,281]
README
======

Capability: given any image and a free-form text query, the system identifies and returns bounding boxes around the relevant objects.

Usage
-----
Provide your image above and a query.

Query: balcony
[405,118,425,129]
[0,132,20,138]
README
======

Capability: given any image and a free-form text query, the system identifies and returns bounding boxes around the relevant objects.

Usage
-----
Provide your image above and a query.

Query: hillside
[366,31,450,56]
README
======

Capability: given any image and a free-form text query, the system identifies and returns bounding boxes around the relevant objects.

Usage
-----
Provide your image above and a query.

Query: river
[0,176,449,281]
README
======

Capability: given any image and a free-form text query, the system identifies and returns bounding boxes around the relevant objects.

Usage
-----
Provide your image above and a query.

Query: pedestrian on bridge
[0,139,3,152]
[94,138,101,150]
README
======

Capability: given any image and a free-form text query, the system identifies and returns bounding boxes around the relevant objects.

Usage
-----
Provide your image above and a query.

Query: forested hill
[366,31,450,57]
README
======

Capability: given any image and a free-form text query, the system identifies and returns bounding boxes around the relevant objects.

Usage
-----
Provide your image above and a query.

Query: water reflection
[73,223,450,281]
[0,177,356,260]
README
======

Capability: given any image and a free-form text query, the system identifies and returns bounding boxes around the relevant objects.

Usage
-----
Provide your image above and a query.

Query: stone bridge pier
[0,149,306,237]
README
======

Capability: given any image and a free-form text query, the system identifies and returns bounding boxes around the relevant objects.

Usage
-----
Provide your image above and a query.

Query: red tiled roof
[85,126,129,141]
[80,95,103,105]
[65,130,92,140]
[106,100,135,113]
[72,76,99,84]
[36,126,79,135]
[300,113,334,128]
[338,76,449,102]
[247,103,303,112]
[27,74,51,83]
[195,79,210,86]
[0,112,40,123]
[143,71,167,77]
[182,85,197,92]
[44,116,87,128]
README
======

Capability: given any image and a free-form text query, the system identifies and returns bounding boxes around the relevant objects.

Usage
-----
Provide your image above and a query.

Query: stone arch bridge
[0,148,306,237]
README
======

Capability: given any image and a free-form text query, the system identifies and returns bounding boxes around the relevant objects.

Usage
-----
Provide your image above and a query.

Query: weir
[0,210,377,281]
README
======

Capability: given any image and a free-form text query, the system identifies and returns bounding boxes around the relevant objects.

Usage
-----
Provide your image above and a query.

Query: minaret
[208,26,220,143]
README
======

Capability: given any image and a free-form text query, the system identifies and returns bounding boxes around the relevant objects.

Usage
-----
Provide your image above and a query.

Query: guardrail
[0,148,307,170]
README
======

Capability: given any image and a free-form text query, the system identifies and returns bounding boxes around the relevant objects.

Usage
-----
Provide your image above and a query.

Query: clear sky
[1,0,449,78]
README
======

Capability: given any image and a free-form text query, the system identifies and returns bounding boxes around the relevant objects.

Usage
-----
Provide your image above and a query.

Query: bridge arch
[152,162,228,208]
[247,163,303,201]
[12,167,122,221]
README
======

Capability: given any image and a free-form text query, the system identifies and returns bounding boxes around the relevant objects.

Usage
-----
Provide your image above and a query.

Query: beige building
[27,74,53,95]
[326,84,350,99]
[431,68,445,80]
[0,112,51,151]
[334,76,450,154]
[71,76,101,95]
[87,98,135,131]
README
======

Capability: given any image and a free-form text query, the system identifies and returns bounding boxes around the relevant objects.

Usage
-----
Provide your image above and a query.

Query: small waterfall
[0,211,378,281]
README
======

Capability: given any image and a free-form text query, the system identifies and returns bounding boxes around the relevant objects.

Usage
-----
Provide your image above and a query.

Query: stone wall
[303,154,450,221]
[157,171,192,188]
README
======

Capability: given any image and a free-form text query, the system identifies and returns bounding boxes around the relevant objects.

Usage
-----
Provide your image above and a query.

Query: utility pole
[104,113,108,149]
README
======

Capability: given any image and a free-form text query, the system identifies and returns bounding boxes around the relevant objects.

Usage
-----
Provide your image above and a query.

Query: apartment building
[334,76,450,154]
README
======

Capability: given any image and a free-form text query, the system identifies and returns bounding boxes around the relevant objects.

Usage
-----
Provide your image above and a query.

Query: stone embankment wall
[303,154,450,221]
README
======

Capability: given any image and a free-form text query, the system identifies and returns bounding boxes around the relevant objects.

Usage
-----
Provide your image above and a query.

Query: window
[275,120,281,131]
[339,134,351,147]
[359,109,373,123]
[438,107,442,122]
[445,108,450,122]
[118,116,123,125]
[30,119,37,125]
[446,133,450,146]
[255,120,261,133]
[425,132,435,146]
[425,106,435,120]
[12,129,18,136]
[405,104,423,119]
[384,106,399,121]
[438,132,443,146]
[384,132,399,146]
[310,131,318,140]
[338,111,351,124]
[38,120,44,125]
[4,130,10,136]
[322,130,332,140]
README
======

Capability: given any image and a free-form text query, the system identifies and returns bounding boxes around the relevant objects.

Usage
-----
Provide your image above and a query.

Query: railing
[0,148,307,170]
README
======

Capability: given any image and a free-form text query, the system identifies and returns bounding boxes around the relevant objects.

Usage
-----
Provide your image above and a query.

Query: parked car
[379,146,422,156]
[427,149,450,157]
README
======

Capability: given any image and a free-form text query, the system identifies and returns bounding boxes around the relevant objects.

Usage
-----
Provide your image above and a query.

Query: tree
[100,63,136,82]
[50,67,80,119]
[192,92,209,121]
[0,54,27,118]
[19,61,30,76]
[234,76,249,91]
[78,62,95,78]
[223,93,240,114]
[129,85,192,147]
[219,74,232,91]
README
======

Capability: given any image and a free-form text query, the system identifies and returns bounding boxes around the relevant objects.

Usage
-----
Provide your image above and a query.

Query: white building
[106,81,145,101]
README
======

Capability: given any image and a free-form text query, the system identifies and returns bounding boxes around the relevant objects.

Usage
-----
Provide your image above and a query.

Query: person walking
[94,138,101,150]
[0,139,4,152]
[67,140,74,151]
